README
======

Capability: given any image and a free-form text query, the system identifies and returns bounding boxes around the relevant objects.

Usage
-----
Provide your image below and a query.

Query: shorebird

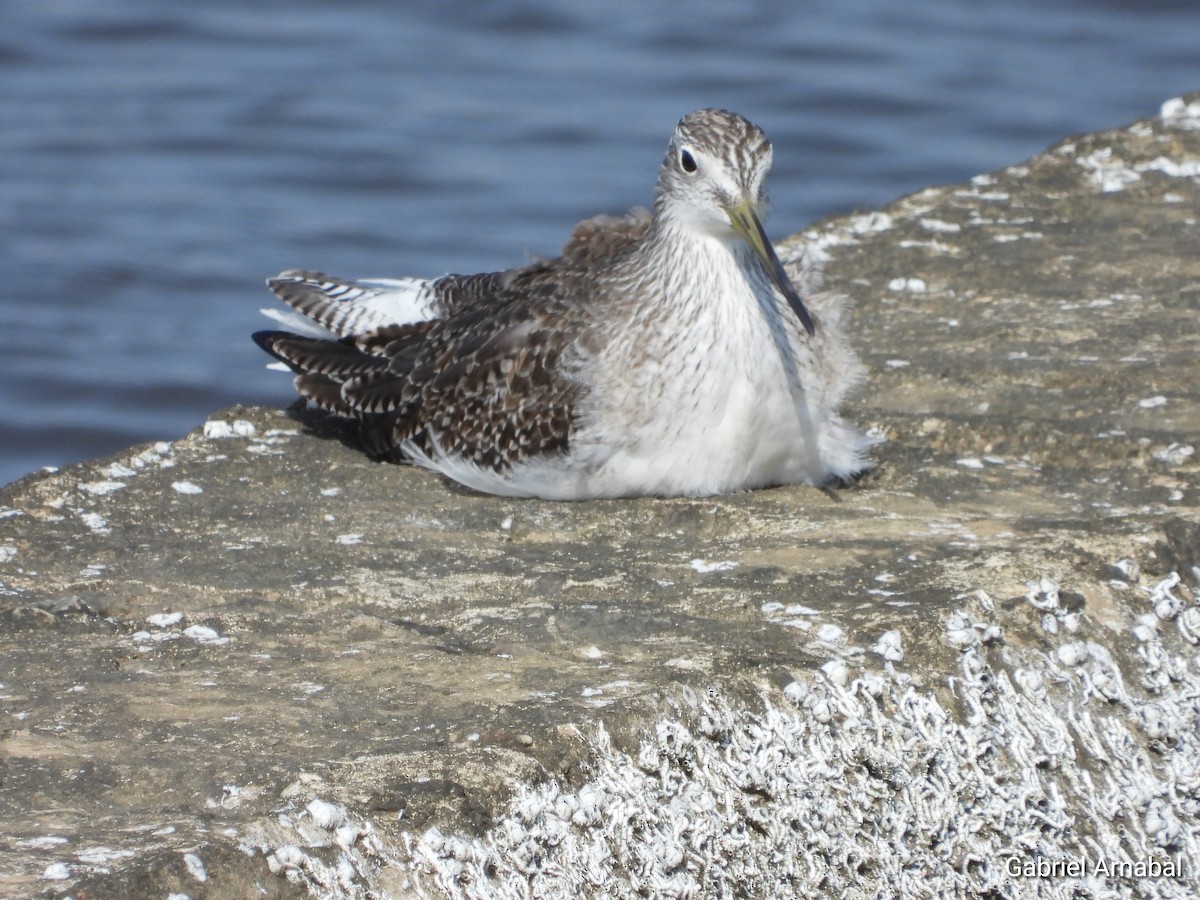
[254,109,872,499]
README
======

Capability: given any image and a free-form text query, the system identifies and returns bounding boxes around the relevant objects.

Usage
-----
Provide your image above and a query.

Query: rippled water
[2,0,1197,486]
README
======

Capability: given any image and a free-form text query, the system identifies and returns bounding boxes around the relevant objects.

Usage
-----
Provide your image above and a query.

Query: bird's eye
[679,149,697,174]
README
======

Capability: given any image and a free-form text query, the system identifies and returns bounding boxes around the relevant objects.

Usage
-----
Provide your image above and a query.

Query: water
[2,0,1197,487]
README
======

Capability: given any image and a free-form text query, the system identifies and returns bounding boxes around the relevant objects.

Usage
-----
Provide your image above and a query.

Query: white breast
[581,256,815,495]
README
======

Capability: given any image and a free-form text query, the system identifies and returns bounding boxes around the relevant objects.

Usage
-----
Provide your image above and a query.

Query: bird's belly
[584,338,820,497]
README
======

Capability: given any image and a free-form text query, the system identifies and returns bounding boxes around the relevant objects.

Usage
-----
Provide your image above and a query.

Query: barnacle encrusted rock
[2,94,1198,898]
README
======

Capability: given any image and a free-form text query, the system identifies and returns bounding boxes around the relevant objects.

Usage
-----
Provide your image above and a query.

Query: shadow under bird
[254,108,872,499]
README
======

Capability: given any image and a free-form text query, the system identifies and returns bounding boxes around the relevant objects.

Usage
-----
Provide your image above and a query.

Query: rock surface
[2,95,1199,898]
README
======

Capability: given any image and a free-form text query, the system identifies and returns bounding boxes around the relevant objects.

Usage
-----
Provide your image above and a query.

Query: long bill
[725,199,816,337]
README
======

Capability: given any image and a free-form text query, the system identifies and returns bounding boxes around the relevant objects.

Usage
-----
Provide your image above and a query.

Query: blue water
[2,0,1198,487]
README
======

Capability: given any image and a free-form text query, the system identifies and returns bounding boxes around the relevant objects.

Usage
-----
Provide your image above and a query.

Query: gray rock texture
[2,95,1199,898]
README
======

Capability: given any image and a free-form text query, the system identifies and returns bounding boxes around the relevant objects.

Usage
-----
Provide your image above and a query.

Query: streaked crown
[655,108,773,225]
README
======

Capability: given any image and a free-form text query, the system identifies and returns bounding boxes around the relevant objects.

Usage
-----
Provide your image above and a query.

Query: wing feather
[256,207,652,471]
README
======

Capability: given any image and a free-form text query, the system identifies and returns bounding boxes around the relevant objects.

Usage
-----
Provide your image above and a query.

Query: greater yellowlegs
[254,109,871,499]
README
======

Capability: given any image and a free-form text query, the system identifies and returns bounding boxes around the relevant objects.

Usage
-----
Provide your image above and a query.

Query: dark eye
[679,149,697,173]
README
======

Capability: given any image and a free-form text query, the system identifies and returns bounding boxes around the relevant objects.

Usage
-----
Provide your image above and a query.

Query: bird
[253,109,872,500]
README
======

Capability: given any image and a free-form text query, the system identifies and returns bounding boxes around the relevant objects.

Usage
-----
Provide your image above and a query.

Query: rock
[2,95,1198,898]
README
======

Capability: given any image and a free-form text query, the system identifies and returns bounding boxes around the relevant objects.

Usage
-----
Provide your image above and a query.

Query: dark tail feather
[253,330,391,379]
[255,329,420,462]
[253,330,300,370]
[341,370,411,415]
[293,373,356,416]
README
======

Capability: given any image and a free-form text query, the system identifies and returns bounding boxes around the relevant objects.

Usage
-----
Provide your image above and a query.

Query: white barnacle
[1056,642,1089,667]
[1176,606,1200,644]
